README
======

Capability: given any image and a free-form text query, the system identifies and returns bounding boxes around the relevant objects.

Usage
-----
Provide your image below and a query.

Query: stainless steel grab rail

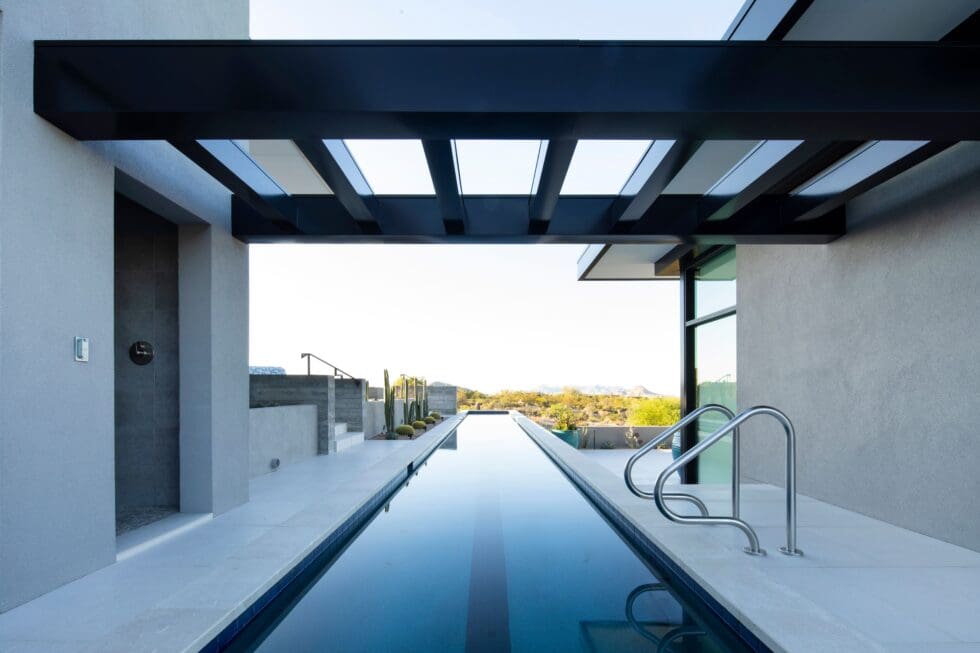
[299,352,356,379]
[624,404,737,519]
[653,406,803,557]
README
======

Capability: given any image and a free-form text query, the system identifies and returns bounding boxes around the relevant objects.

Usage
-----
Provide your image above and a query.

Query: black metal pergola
[33,39,980,244]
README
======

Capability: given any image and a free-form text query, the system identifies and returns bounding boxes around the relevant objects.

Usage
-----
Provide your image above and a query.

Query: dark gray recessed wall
[114,195,180,511]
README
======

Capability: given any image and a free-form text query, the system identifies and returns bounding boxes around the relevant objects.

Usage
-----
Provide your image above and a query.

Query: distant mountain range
[531,384,662,397]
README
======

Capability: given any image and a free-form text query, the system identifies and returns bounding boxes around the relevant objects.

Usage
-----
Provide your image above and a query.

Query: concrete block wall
[738,142,980,551]
[0,0,249,612]
[428,386,458,415]
[333,378,365,432]
[249,405,318,477]
[250,375,336,454]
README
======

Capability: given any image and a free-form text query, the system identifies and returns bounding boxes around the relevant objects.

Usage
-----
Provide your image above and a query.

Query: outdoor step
[329,431,364,453]
[334,422,347,436]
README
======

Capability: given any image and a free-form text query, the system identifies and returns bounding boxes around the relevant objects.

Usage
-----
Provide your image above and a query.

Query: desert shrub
[599,440,615,450]
[412,420,427,430]
[424,416,435,424]
[549,404,576,431]
[628,397,681,426]
[395,424,415,436]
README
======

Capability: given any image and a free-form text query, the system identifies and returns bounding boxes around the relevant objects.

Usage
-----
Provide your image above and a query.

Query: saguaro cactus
[402,376,410,425]
[413,378,420,421]
[383,369,395,434]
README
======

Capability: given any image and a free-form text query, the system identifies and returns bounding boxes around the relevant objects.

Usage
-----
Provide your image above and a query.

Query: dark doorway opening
[114,194,180,535]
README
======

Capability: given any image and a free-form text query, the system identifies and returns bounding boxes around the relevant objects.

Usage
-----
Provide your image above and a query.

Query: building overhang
[33,40,980,244]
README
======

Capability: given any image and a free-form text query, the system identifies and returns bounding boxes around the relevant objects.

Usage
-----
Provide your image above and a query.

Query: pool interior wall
[221,414,758,652]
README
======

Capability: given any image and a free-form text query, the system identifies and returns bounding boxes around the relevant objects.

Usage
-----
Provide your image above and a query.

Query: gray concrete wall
[581,426,669,450]
[0,0,248,611]
[334,378,365,432]
[114,196,179,510]
[250,375,336,453]
[738,142,980,551]
[365,400,385,438]
[178,224,249,516]
[428,386,458,415]
[363,398,407,438]
[249,405,318,478]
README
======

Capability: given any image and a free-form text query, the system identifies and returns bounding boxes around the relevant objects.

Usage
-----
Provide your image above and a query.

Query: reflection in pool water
[227,415,749,653]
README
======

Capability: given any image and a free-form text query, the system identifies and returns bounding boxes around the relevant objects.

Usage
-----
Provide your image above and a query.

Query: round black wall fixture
[129,341,155,365]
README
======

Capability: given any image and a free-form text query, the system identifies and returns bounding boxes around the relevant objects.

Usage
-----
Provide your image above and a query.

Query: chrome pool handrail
[653,406,803,557]
[624,404,737,519]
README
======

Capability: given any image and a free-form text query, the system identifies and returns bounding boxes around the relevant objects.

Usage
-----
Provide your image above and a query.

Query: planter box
[551,428,580,448]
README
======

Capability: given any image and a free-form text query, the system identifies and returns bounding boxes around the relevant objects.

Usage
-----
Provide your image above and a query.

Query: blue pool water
[227,415,750,652]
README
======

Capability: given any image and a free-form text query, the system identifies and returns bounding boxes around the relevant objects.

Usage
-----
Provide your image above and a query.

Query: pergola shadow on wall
[33,39,980,258]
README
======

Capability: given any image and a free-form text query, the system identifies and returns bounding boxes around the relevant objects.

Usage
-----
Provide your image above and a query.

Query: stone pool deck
[519,415,980,653]
[0,415,463,653]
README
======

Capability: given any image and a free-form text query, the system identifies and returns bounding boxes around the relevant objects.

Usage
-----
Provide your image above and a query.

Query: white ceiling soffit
[243,140,333,195]
[577,244,678,281]
[786,0,979,40]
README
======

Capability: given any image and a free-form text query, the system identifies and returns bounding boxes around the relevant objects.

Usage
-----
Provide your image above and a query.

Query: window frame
[678,245,736,484]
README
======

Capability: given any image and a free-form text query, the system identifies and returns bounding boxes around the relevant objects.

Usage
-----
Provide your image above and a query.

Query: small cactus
[412,420,427,430]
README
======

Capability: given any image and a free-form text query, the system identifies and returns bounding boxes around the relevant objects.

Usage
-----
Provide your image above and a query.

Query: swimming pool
[225,414,752,652]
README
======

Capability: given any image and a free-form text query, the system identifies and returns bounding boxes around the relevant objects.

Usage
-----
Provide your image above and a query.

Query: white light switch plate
[74,336,89,362]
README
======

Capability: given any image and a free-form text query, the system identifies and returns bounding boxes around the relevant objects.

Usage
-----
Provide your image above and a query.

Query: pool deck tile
[0,417,463,653]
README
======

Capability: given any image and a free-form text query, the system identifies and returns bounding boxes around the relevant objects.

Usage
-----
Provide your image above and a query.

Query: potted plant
[549,405,580,448]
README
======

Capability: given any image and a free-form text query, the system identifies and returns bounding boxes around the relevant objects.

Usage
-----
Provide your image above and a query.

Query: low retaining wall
[428,385,458,415]
[248,405,318,477]
[581,425,669,450]
[249,375,368,453]
[363,398,406,438]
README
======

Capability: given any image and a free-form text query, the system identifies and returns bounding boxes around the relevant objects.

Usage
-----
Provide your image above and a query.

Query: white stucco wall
[0,0,249,611]
[737,142,980,551]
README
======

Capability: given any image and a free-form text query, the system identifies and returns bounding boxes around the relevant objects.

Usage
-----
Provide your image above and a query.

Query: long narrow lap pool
[226,414,751,652]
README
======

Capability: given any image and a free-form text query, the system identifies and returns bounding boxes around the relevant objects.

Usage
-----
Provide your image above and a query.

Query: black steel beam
[169,139,298,233]
[627,193,844,242]
[293,139,377,225]
[232,193,844,243]
[35,41,980,141]
[792,141,953,222]
[700,140,862,222]
[421,140,464,235]
[599,140,703,233]
[534,140,576,233]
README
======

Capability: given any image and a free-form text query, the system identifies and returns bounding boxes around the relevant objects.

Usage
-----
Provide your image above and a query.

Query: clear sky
[250,244,681,394]
[250,0,744,40]
[246,0,744,394]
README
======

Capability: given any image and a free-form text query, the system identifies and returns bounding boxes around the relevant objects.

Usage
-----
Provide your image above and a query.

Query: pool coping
[199,414,466,652]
